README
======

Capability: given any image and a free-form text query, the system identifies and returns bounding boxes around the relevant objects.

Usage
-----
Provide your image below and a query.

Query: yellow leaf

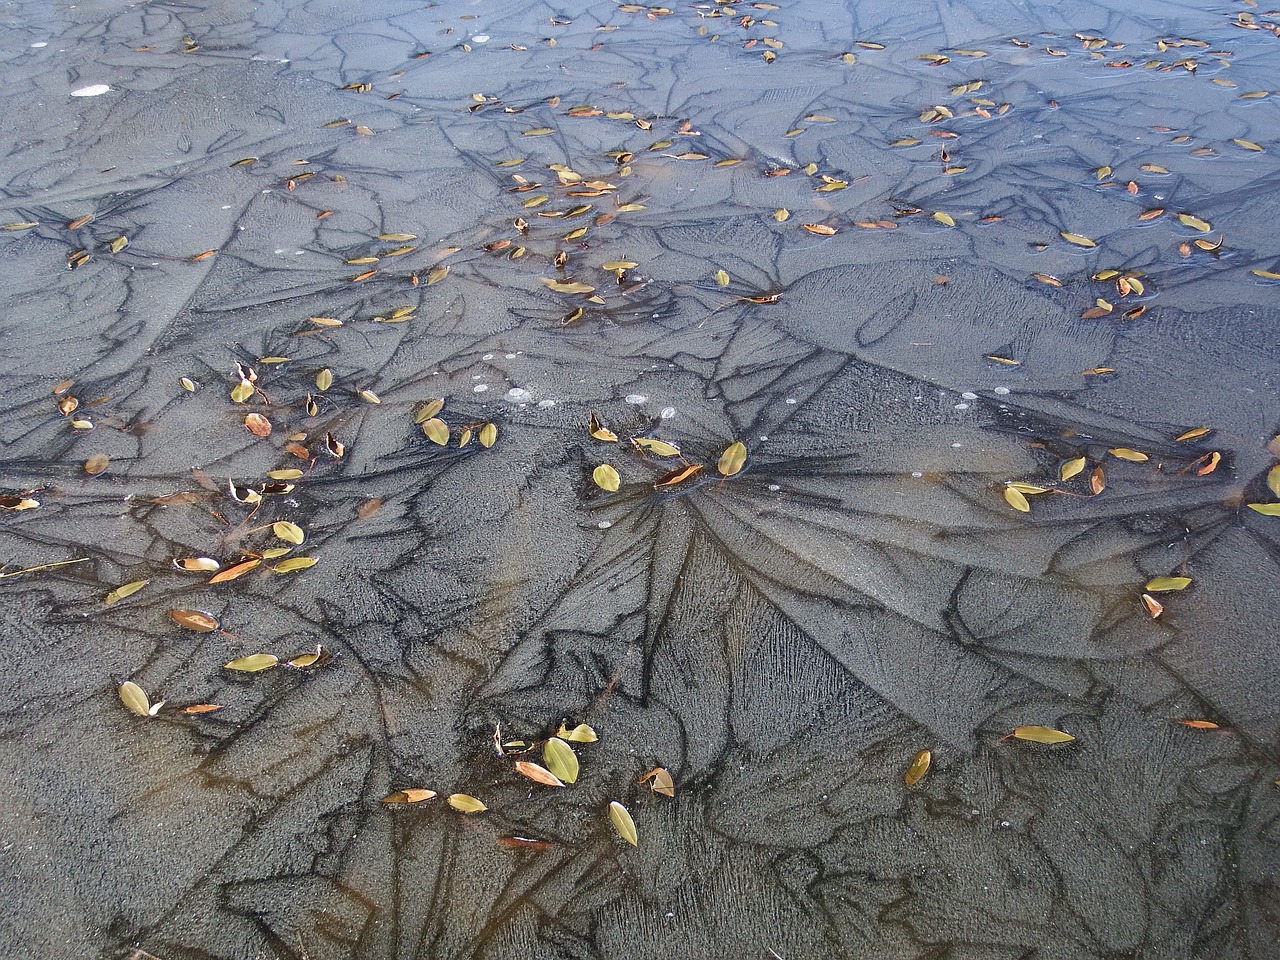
[1060,231,1097,247]
[1268,465,1280,498]
[1060,456,1086,481]
[904,748,932,786]
[422,418,449,445]
[1010,725,1075,744]
[273,521,305,545]
[632,437,681,457]
[1003,487,1031,512]
[593,464,620,491]
[272,556,317,573]
[1177,213,1212,232]
[315,368,333,391]
[426,264,450,285]
[1232,138,1263,151]
[1007,482,1051,494]
[224,653,279,672]
[209,558,260,583]
[541,278,596,294]
[932,211,955,226]
[1145,576,1191,592]
[1247,503,1280,516]
[717,440,747,477]
[1109,447,1148,462]
[1252,268,1280,280]
[84,453,110,476]
[609,800,638,846]
[715,269,730,286]
[447,793,487,813]
[556,723,598,743]
[773,208,790,221]
[105,578,149,605]
[230,380,254,403]
[543,737,580,783]
[479,423,498,448]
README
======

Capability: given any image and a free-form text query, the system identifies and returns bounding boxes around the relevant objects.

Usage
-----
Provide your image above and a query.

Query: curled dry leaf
[169,609,220,632]
[639,767,675,797]
[904,749,932,786]
[654,464,702,488]
[447,793,487,814]
[224,653,279,672]
[382,788,437,804]
[209,558,260,584]
[244,413,272,437]
[514,760,565,787]
[1141,593,1164,618]
[1010,725,1075,744]
[609,800,638,846]
[84,453,110,476]
[178,703,224,715]
[174,557,220,572]
[593,464,620,491]
[588,412,618,442]
[1177,719,1220,730]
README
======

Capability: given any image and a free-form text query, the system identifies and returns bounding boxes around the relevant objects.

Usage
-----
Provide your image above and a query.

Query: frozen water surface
[0,1,1278,958]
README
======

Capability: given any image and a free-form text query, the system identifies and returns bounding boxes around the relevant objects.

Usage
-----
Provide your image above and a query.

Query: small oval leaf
[272,521,305,545]
[169,609,220,632]
[543,737,580,784]
[447,793,487,814]
[224,653,279,672]
[904,748,932,786]
[382,788,437,804]
[593,464,621,491]
[609,800,638,846]
[118,681,152,718]
[717,440,747,477]
[1011,725,1075,744]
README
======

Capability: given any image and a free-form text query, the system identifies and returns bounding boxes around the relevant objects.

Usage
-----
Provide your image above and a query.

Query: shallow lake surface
[1,1,1278,958]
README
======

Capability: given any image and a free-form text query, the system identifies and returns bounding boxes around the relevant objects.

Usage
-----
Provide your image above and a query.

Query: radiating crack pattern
[0,1,1277,959]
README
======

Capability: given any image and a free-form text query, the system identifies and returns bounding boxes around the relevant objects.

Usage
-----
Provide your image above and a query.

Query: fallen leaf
[514,760,565,787]
[557,723,598,743]
[1109,447,1148,462]
[209,558,260,584]
[273,521,305,545]
[717,440,747,477]
[543,737,580,783]
[244,413,271,437]
[1060,456,1086,481]
[169,609,220,632]
[105,579,149,605]
[447,793,487,814]
[1177,212,1212,232]
[1246,503,1280,516]
[904,748,932,786]
[593,464,621,491]
[639,767,675,797]
[1060,231,1097,247]
[382,788,437,804]
[422,418,449,445]
[178,703,224,715]
[1010,725,1075,744]
[119,681,156,718]
[1142,593,1164,618]
[609,800,638,846]
[479,423,498,448]
[224,653,279,672]
[1003,487,1031,513]
[1177,720,1220,730]
[272,556,317,573]
[1145,576,1191,592]
[84,453,110,476]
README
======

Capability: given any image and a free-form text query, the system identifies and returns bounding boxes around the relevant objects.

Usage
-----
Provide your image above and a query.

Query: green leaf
[593,464,620,491]
[1145,576,1191,592]
[609,800,638,846]
[1011,724,1075,744]
[272,521,305,545]
[105,578,149,605]
[447,793,487,813]
[224,653,279,672]
[1247,503,1280,516]
[543,737,580,783]
[717,441,747,477]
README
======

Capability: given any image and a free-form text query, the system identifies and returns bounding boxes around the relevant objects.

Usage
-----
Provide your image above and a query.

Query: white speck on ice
[505,388,532,404]
[962,391,978,400]
[537,399,555,409]
[505,353,517,359]
[767,484,780,492]
[597,520,612,529]
[912,471,923,478]
[993,386,1011,395]
[785,397,797,404]
[473,384,488,393]
[31,42,47,48]
[955,403,969,411]
[624,394,646,405]
[472,34,490,43]
[660,406,676,420]
[71,84,110,97]
[483,353,494,360]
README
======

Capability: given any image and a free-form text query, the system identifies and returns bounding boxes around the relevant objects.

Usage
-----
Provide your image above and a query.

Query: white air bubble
[505,388,532,404]
[767,484,780,492]
[597,520,612,529]
[785,397,797,404]
[954,403,969,411]
[31,42,47,48]
[624,394,646,405]
[962,391,978,400]
[537,399,556,409]
[473,384,488,393]
[660,407,676,420]
[993,386,1011,395]
[471,34,490,43]
[912,471,923,478]
[483,353,493,360]
[71,84,110,97]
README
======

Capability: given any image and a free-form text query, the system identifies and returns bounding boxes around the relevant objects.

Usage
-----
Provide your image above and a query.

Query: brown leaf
[244,413,272,437]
